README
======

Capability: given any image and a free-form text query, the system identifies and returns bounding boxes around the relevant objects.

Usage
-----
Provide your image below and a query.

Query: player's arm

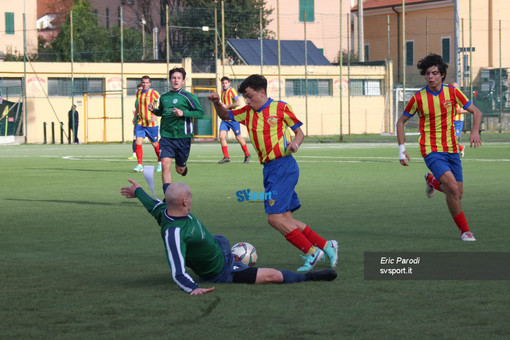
[179,95,205,119]
[464,103,483,148]
[224,97,242,110]
[288,126,304,153]
[208,92,230,121]
[396,114,412,166]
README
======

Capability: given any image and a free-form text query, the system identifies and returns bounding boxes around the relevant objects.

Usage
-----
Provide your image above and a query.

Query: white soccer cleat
[461,231,476,242]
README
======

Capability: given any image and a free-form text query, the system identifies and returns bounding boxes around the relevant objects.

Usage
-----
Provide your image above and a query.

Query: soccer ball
[231,242,257,267]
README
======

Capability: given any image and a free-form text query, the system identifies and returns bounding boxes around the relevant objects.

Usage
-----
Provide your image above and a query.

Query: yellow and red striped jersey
[221,87,239,121]
[136,88,160,127]
[404,84,471,157]
[453,103,465,122]
[230,99,302,164]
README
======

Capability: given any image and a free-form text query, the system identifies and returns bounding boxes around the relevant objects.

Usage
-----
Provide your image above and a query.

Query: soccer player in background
[133,76,161,173]
[120,180,337,295]
[397,54,482,241]
[217,76,251,164]
[452,82,467,157]
[148,67,204,194]
[208,75,338,272]
[129,83,144,160]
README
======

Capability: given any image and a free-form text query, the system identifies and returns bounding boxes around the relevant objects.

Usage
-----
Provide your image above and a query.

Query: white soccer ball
[231,242,257,267]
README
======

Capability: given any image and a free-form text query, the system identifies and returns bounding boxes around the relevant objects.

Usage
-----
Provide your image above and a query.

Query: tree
[52,0,111,62]
[125,0,273,62]
[51,0,148,62]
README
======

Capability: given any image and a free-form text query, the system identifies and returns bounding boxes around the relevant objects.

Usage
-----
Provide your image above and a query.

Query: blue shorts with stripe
[200,235,249,284]
[219,120,241,136]
[134,124,159,142]
[262,155,301,214]
[424,152,463,183]
[159,137,191,167]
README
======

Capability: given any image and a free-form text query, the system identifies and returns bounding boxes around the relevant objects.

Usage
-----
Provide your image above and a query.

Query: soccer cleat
[218,157,230,164]
[243,155,251,164]
[305,269,338,281]
[181,166,188,176]
[297,248,324,272]
[133,164,143,172]
[460,145,465,158]
[425,173,435,198]
[156,162,162,172]
[323,240,339,268]
[128,153,137,160]
[461,231,476,241]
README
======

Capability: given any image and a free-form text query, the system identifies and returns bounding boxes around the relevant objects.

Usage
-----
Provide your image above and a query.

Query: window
[5,12,15,34]
[48,78,105,96]
[0,77,23,97]
[127,78,168,96]
[299,0,314,23]
[349,80,382,96]
[364,44,370,62]
[405,41,414,66]
[442,37,451,63]
[285,79,332,97]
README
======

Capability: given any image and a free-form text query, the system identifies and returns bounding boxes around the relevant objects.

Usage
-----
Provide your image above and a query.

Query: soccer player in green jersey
[120,180,337,295]
[148,68,204,194]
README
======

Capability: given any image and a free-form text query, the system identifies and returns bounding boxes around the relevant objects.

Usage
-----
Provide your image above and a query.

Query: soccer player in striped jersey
[149,68,204,194]
[120,180,337,295]
[208,74,338,272]
[218,76,251,164]
[397,54,482,241]
[133,76,161,173]
[129,83,144,160]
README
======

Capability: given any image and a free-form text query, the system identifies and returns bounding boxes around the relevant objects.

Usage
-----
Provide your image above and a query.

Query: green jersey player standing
[149,67,204,194]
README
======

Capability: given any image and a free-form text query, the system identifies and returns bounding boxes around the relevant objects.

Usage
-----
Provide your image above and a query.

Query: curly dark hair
[169,67,186,79]
[417,54,448,80]
[238,74,267,94]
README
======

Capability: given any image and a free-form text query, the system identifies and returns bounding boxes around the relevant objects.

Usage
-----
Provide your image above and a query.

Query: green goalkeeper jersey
[135,187,224,293]
[152,88,204,139]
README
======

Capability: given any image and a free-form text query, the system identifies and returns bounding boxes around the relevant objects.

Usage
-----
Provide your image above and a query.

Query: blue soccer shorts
[454,120,464,138]
[424,152,463,183]
[262,155,301,214]
[134,124,159,143]
[159,137,191,167]
[219,120,241,136]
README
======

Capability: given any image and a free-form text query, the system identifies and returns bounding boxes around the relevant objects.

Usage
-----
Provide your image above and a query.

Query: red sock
[285,228,313,254]
[427,174,442,191]
[154,143,161,162]
[453,212,470,233]
[241,144,250,156]
[302,226,327,249]
[135,144,143,164]
[222,146,229,158]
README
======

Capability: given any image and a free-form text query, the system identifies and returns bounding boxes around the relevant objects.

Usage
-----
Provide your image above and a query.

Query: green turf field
[1,139,509,339]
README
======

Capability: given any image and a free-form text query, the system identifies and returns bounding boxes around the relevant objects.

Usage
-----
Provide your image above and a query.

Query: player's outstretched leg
[305,269,337,281]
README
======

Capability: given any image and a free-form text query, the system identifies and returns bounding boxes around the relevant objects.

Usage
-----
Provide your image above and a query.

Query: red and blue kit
[136,88,160,127]
[229,98,302,164]
[403,84,471,157]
